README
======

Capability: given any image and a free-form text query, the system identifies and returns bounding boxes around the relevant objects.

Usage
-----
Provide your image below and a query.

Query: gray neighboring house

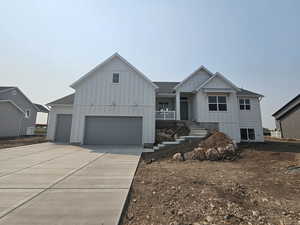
[272,94,300,139]
[0,87,49,138]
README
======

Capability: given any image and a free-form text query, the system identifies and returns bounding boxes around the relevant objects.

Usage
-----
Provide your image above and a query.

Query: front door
[180,101,188,120]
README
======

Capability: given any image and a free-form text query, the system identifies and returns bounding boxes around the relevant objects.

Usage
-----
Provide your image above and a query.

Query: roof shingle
[47,94,74,105]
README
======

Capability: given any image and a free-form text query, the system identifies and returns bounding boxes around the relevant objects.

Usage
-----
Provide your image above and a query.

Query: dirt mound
[175,131,239,161]
[201,131,234,149]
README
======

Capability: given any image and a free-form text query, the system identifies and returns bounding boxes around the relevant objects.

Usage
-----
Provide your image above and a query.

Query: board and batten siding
[177,69,211,92]
[238,97,264,142]
[70,56,156,145]
[47,105,73,141]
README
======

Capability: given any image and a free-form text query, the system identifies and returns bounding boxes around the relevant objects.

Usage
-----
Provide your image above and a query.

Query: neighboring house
[272,94,300,139]
[0,87,49,137]
[47,53,264,146]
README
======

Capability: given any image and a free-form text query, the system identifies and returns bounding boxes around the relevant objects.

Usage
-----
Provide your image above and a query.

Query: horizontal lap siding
[196,92,240,142]
[279,105,300,139]
[70,57,155,144]
[238,97,264,142]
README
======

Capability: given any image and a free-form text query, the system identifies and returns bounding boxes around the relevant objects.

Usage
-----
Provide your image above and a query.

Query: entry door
[180,101,188,120]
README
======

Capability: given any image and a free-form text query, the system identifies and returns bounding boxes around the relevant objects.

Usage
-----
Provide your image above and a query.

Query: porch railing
[155,111,176,120]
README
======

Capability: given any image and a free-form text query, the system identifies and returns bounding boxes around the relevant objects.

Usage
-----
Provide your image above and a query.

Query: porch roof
[153,82,179,95]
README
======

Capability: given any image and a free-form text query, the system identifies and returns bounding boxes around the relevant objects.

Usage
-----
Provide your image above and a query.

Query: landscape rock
[179,131,239,162]
[206,148,220,160]
[173,153,183,161]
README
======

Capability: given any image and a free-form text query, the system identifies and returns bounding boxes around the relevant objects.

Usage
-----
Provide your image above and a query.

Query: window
[239,98,251,110]
[158,102,169,111]
[240,128,255,141]
[112,73,119,83]
[11,90,17,96]
[208,96,227,111]
[25,109,31,118]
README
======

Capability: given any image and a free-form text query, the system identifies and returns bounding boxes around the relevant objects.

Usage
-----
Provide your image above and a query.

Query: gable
[73,55,156,106]
[196,73,240,92]
[0,88,39,112]
[175,66,213,92]
[71,53,158,89]
[203,76,233,89]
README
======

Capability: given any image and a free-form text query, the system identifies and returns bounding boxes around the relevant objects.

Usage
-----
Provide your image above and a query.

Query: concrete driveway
[0,143,141,225]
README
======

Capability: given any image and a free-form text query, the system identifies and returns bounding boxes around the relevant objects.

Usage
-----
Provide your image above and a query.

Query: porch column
[176,92,180,120]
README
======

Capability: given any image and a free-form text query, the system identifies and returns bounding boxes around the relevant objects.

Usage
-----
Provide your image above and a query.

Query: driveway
[0,143,141,225]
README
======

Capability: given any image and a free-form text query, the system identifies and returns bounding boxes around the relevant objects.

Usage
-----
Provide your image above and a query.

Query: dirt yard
[121,140,300,225]
[0,136,47,149]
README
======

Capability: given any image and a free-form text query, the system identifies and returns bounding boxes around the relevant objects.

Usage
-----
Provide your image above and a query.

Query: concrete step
[180,136,204,139]
[190,130,207,133]
[162,141,180,145]
[190,132,207,135]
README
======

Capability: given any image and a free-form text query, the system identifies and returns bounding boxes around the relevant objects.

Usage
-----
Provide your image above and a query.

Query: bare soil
[121,140,300,225]
[0,136,47,149]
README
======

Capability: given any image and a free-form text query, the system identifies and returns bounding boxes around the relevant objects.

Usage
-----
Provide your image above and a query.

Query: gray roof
[272,94,300,118]
[237,88,263,97]
[0,86,15,92]
[153,82,179,94]
[47,85,262,106]
[47,94,74,105]
[34,104,49,113]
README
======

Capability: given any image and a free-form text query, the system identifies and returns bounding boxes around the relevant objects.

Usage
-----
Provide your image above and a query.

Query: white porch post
[176,92,180,120]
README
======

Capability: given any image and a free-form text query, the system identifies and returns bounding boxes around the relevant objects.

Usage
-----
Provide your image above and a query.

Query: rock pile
[174,131,239,161]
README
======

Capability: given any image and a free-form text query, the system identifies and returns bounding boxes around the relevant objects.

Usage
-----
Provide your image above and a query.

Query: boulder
[193,148,206,160]
[172,153,183,161]
[206,148,220,160]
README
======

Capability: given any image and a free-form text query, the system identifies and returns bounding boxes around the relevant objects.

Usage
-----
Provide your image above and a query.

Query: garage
[55,114,72,143]
[84,116,142,145]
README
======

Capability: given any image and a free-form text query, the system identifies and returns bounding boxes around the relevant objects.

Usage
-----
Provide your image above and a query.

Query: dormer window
[112,73,119,83]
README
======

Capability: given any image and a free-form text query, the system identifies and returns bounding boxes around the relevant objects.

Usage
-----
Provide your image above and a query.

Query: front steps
[150,121,209,152]
[153,135,206,152]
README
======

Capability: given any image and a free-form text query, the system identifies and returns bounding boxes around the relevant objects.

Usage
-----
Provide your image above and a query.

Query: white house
[47,53,264,146]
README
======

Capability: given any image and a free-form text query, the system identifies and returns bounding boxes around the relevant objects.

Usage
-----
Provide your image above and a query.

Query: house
[272,94,300,139]
[0,87,49,137]
[47,53,264,146]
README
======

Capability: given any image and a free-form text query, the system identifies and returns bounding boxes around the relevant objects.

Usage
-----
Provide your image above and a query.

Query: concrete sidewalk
[0,143,141,225]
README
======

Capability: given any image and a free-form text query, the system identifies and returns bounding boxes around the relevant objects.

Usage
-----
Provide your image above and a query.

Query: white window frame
[239,98,251,110]
[208,95,227,112]
[25,109,31,118]
[240,128,255,141]
[112,73,120,84]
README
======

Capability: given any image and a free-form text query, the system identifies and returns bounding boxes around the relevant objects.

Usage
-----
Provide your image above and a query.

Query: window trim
[25,109,31,119]
[240,128,256,141]
[112,73,120,84]
[208,95,228,112]
[239,98,251,110]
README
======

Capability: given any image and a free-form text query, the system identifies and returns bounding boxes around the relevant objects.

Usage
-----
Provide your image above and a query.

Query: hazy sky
[1,0,299,128]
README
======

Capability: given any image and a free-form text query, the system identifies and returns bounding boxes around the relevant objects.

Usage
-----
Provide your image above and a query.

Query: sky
[1,0,299,128]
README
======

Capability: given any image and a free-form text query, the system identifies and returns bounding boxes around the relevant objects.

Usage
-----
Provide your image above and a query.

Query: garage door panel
[84,117,142,145]
[55,114,72,143]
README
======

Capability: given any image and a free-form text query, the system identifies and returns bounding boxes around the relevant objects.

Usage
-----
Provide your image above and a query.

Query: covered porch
[155,92,196,121]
